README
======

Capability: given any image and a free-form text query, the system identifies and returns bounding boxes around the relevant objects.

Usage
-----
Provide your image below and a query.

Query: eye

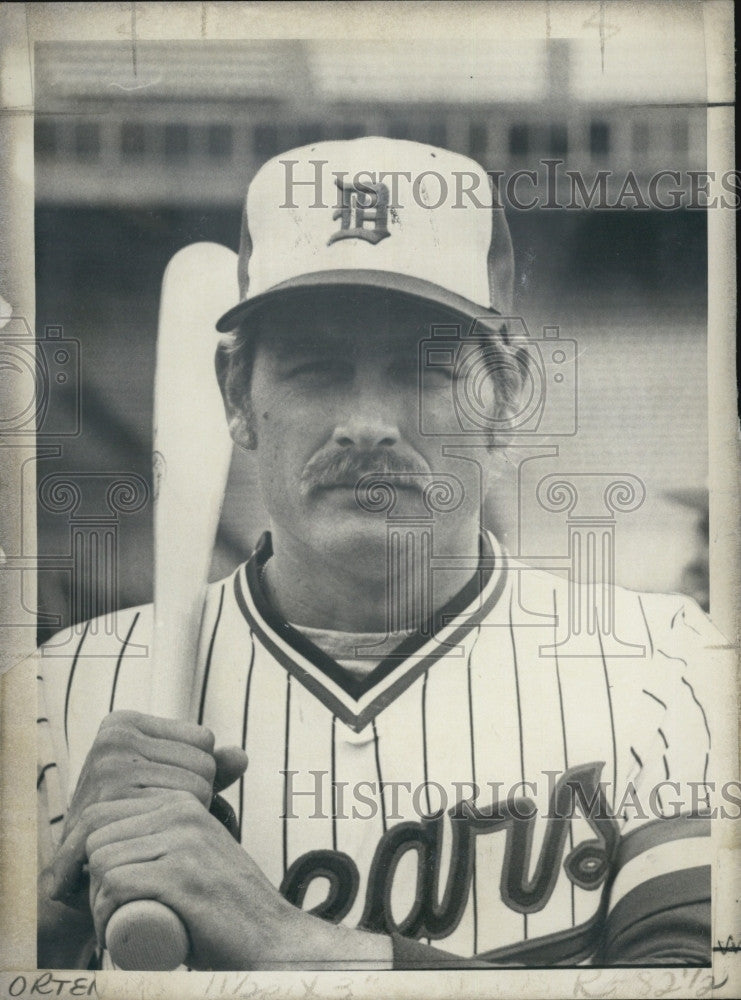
[421,362,455,389]
[425,364,454,381]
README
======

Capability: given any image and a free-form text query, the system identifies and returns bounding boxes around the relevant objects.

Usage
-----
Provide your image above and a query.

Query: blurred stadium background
[34,39,709,642]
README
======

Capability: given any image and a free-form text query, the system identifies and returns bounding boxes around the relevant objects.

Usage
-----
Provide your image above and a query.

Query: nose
[332,408,399,449]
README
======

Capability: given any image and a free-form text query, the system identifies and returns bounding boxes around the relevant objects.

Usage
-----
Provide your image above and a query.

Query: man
[37,137,719,970]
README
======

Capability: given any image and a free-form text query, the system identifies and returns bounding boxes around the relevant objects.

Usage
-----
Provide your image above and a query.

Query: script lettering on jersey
[328,177,391,246]
[280,761,619,939]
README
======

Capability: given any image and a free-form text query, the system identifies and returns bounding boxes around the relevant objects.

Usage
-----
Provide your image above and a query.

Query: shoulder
[626,590,730,706]
[506,553,726,651]
[502,557,727,696]
[37,603,153,669]
[635,590,729,654]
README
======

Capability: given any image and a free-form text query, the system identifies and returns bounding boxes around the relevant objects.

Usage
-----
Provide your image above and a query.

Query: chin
[311,512,391,562]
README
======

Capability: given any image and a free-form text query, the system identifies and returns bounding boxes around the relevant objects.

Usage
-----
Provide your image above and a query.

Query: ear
[486,403,515,447]
[214,342,256,451]
[484,397,518,484]
[484,343,530,459]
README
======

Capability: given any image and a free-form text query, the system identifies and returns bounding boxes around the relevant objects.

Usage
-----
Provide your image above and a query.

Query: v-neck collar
[233,530,508,732]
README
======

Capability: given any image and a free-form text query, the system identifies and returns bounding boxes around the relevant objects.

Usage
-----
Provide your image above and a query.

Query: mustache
[300,448,432,497]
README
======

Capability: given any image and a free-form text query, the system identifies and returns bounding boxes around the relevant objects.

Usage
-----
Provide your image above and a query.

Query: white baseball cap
[216,136,514,333]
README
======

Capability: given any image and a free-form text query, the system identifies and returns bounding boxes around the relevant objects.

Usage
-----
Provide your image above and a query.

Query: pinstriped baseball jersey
[37,531,720,967]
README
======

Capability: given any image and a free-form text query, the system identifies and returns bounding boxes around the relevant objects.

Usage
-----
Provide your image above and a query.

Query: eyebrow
[270,332,344,356]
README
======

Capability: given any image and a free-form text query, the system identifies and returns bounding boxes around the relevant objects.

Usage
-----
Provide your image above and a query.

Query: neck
[260,523,485,633]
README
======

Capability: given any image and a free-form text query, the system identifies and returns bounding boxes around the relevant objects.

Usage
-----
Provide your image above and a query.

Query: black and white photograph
[0,3,738,998]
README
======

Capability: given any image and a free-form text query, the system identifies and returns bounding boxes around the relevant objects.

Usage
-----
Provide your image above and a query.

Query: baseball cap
[216,136,514,334]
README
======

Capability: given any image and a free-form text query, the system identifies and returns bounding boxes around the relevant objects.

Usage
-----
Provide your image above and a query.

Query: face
[224,290,508,570]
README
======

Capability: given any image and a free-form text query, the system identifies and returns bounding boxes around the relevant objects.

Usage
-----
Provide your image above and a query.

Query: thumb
[213,745,249,794]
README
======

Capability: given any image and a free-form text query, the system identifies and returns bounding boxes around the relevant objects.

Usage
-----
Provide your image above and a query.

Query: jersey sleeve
[35,618,92,876]
[598,594,728,965]
[37,668,68,874]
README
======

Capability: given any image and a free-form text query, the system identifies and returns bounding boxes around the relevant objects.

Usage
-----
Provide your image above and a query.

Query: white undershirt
[290,623,403,680]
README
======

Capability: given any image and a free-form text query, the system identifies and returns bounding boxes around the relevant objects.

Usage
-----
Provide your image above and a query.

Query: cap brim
[215,269,501,333]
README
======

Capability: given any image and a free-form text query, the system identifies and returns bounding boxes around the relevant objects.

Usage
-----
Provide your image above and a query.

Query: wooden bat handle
[103,241,237,971]
[106,899,190,971]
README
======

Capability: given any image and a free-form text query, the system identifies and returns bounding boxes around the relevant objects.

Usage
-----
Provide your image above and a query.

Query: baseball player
[37,138,722,970]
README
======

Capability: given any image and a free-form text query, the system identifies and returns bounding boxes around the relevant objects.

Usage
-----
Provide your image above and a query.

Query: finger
[97,722,217,783]
[88,830,168,916]
[120,760,214,807]
[212,746,249,794]
[101,710,215,754]
[85,792,198,859]
[51,793,183,902]
[126,731,216,785]
[92,858,173,949]
[70,756,212,815]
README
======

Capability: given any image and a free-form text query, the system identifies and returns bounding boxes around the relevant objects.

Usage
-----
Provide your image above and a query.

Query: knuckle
[155,792,195,827]
[79,801,98,829]
[97,713,116,732]
[79,801,107,836]
[50,854,66,886]
[95,724,129,752]
[86,849,103,879]
[196,724,215,753]
[100,867,123,898]
[91,761,129,799]
[85,826,107,859]
[101,709,140,729]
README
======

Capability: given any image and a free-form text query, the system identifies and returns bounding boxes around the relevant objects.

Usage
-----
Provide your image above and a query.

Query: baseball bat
[104,242,238,970]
